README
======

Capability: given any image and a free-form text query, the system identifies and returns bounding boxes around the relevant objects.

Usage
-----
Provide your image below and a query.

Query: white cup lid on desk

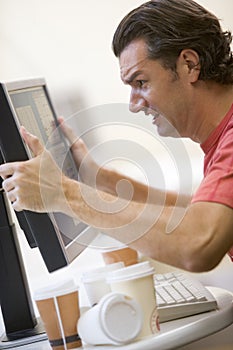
[81,262,124,283]
[33,278,78,300]
[107,261,155,283]
[100,293,142,344]
[78,292,142,345]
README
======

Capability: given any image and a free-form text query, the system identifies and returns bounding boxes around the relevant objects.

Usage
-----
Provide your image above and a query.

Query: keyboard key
[157,287,176,304]
[164,285,186,303]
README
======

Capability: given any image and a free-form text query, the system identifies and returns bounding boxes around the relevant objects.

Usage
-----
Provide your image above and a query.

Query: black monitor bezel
[0,77,94,272]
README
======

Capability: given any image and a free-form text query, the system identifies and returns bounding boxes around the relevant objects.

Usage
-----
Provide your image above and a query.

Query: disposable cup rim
[81,262,124,283]
[106,261,155,284]
[34,279,79,300]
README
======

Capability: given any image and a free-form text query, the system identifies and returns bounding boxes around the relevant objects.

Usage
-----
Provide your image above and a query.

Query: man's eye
[137,80,146,87]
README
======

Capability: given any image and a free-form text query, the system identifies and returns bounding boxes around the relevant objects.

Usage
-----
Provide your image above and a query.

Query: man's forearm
[93,166,190,207]
[61,177,232,272]
[60,177,190,268]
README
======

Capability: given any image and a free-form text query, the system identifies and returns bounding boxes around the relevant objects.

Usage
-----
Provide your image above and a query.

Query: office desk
[1,286,233,350]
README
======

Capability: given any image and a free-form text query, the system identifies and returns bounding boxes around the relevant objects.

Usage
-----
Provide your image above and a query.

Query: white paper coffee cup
[81,262,124,306]
[107,261,160,338]
[78,292,142,345]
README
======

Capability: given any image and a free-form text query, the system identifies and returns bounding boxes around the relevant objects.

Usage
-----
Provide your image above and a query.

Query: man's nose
[129,89,146,113]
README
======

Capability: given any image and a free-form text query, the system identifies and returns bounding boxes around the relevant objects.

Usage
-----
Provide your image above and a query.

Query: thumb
[20,126,44,156]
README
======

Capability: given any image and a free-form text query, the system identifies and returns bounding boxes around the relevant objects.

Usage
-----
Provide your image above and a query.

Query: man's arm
[94,165,191,206]
[62,176,233,272]
[1,128,232,273]
[59,118,190,207]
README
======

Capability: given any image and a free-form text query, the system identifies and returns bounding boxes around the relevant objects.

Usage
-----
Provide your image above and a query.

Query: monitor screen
[0,77,97,272]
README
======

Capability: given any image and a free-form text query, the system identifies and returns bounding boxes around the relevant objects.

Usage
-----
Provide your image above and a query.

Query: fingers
[20,126,44,156]
[5,189,16,204]
[5,188,22,211]
[11,199,22,212]
[0,163,16,180]
[0,173,21,210]
[0,126,41,178]
[0,129,45,180]
[57,117,77,145]
[1,177,14,192]
[0,164,20,204]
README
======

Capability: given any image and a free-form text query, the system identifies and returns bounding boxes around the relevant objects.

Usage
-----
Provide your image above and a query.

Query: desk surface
[1,287,233,350]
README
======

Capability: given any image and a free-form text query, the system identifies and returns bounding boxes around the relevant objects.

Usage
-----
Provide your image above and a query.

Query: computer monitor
[0,78,98,348]
[0,77,97,271]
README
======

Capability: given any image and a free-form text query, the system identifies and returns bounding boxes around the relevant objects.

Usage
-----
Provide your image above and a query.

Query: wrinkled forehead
[119,39,149,83]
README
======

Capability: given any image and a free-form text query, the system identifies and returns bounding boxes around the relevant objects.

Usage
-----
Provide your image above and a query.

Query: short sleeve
[192,128,233,209]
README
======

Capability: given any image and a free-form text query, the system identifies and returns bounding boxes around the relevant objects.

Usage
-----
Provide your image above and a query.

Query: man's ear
[178,49,201,83]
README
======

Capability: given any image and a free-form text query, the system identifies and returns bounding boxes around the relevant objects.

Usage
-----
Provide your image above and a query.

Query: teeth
[144,109,160,119]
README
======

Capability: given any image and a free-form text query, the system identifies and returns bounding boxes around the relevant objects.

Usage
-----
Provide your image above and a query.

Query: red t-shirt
[192,103,233,261]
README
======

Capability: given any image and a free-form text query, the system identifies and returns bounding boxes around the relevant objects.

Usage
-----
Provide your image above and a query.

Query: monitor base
[0,319,47,349]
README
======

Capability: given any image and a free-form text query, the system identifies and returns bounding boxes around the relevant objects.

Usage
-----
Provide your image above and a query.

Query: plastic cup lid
[34,278,78,300]
[81,262,124,283]
[99,292,142,344]
[106,261,155,283]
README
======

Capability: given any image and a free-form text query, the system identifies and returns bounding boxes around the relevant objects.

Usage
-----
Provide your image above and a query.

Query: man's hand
[0,127,67,212]
[58,117,99,186]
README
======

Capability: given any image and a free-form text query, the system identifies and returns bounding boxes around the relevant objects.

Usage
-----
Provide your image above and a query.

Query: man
[0,0,233,272]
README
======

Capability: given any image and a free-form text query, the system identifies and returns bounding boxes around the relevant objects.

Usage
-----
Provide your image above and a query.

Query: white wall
[1,0,232,111]
[0,0,144,110]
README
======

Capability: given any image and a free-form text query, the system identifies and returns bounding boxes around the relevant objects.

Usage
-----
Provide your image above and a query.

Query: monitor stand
[0,187,47,349]
[0,322,46,349]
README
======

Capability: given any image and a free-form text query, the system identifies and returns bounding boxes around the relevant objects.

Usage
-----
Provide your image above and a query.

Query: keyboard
[154,271,218,323]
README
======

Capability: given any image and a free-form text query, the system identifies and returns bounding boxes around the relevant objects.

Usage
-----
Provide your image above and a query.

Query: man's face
[119,39,189,138]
